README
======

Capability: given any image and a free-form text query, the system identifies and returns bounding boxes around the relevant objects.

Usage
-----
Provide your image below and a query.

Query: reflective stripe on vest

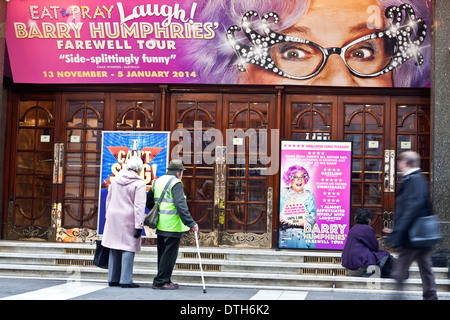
[152,175,189,232]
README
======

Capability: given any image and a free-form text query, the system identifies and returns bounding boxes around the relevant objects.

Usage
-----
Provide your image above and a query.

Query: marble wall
[431,0,450,264]
[0,0,7,240]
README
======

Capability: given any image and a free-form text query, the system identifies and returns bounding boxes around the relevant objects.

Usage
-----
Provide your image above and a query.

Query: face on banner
[5,0,431,87]
[236,0,391,86]
[278,141,352,250]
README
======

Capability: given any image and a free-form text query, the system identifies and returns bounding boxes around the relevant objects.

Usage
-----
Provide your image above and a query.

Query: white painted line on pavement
[250,290,308,300]
[1,282,107,300]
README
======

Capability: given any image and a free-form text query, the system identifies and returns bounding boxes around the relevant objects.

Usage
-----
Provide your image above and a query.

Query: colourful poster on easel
[97,131,170,238]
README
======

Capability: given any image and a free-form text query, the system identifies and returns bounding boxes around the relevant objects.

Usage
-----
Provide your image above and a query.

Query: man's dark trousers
[153,235,180,286]
[392,247,437,300]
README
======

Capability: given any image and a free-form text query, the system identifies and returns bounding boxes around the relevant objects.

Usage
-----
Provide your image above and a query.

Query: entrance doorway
[4,92,162,242]
[2,87,431,248]
[4,93,108,241]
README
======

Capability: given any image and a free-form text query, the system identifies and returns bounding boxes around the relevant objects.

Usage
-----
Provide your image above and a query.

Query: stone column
[0,1,6,81]
[431,0,450,266]
[0,0,8,239]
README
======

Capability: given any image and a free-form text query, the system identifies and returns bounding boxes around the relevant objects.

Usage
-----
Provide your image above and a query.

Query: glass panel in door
[287,96,333,141]
[395,100,431,182]
[114,93,161,131]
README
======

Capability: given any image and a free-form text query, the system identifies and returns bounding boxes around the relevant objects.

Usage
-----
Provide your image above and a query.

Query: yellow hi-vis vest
[152,174,189,233]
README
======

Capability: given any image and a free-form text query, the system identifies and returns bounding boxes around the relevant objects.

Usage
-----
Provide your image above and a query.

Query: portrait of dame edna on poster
[185,0,431,88]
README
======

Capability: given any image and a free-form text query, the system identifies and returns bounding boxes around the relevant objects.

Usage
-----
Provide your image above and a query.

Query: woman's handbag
[409,214,442,248]
[93,240,109,269]
[378,255,396,278]
[144,177,175,229]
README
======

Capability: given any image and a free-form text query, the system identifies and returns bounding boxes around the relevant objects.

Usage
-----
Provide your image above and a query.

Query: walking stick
[194,231,207,293]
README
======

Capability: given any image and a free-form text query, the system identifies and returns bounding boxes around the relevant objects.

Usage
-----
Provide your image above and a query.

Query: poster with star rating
[97,131,170,238]
[278,140,352,250]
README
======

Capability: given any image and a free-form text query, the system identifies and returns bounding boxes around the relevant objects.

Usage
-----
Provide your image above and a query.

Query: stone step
[0,251,448,279]
[0,263,449,293]
[0,240,448,293]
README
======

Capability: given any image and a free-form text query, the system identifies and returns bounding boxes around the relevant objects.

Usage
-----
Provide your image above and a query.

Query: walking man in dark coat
[383,151,438,300]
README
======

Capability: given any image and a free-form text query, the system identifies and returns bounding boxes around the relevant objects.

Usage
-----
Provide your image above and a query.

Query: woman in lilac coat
[101,156,146,288]
[341,209,391,277]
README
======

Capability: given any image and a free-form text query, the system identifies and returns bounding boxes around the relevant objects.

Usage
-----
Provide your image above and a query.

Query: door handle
[214,146,226,225]
[53,143,64,184]
[267,187,273,234]
[388,151,395,192]
[384,150,395,192]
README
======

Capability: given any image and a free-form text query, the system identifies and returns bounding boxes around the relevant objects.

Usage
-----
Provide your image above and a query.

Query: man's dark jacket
[387,169,432,250]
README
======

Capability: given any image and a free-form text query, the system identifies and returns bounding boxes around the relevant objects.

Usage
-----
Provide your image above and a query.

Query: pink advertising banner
[278,140,352,250]
[5,0,431,86]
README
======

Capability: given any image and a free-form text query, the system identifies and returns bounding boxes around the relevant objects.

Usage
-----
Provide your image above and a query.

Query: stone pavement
[1,276,449,301]
[1,276,448,318]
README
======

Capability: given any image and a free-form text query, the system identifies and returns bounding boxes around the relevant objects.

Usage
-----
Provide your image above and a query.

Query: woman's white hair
[126,156,143,173]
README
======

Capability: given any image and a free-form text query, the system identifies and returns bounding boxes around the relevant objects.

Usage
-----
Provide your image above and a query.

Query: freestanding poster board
[278,140,352,250]
[97,131,170,238]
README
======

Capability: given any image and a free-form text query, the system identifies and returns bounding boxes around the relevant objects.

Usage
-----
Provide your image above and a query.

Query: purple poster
[278,140,352,250]
[5,0,431,87]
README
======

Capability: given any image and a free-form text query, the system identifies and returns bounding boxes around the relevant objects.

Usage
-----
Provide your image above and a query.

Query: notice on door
[278,140,352,250]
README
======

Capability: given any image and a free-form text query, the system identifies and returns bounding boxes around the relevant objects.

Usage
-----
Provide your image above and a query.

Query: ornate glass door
[6,94,58,240]
[340,96,390,235]
[170,93,220,246]
[56,93,105,242]
[170,93,275,247]
[221,94,275,247]
[339,95,431,236]
[389,96,431,234]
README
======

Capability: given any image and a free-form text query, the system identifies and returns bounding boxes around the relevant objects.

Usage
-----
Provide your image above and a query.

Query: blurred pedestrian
[384,151,438,300]
[342,208,392,277]
[102,156,146,288]
[146,159,198,290]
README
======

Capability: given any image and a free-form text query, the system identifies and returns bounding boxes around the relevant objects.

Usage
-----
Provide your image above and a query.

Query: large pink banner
[278,141,352,250]
[6,0,431,86]
[6,0,204,83]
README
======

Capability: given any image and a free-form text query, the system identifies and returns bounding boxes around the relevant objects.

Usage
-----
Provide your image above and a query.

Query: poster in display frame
[97,131,170,238]
[278,140,352,250]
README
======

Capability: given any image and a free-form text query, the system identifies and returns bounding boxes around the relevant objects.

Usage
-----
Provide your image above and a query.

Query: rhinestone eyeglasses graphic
[290,174,308,181]
[227,4,427,80]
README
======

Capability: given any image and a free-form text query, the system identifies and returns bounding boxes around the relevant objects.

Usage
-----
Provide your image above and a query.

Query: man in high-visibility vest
[146,159,198,290]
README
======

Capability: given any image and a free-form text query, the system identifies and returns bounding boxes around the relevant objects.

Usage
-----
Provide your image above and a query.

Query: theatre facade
[0,1,448,254]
